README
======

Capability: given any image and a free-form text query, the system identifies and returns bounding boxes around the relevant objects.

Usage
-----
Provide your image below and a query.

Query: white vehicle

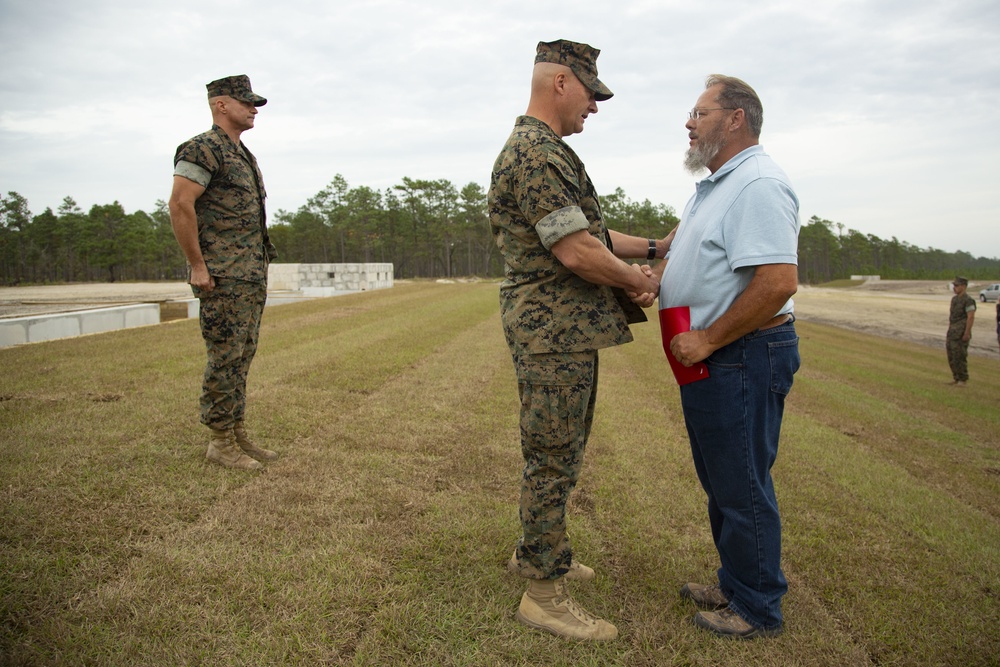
[979,283,1000,302]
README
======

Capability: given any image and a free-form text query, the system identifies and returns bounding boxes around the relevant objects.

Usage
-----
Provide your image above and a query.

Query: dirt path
[793,281,998,358]
[0,282,194,318]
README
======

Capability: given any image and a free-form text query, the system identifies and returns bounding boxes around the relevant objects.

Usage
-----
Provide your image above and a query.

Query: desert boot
[515,578,617,641]
[234,422,278,462]
[207,427,263,470]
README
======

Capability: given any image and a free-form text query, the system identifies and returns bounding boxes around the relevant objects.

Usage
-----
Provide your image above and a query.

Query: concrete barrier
[268,263,394,292]
[0,265,394,348]
[0,304,161,348]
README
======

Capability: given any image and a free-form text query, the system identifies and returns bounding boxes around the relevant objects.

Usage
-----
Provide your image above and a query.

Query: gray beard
[684,144,721,176]
[683,148,710,175]
[684,134,725,175]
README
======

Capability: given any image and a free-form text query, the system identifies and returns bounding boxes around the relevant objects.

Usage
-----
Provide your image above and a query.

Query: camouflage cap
[535,39,613,101]
[953,276,969,285]
[206,74,267,107]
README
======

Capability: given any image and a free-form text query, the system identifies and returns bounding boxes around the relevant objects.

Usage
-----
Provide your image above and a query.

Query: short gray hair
[705,74,763,138]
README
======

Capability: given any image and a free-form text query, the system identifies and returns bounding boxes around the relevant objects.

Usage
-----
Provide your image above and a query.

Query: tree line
[1,179,997,285]
[797,216,1000,283]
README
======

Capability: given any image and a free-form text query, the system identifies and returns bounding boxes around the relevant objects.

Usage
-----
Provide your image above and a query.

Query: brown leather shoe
[508,551,595,582]
[680,582,729,610]
[693,606,782,639]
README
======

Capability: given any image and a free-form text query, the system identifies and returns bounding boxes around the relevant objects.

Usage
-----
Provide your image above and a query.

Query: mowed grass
[1,281,997,666]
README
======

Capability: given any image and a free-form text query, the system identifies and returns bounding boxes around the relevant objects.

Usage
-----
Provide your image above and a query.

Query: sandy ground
[793,280,998,359]
[1,279,998,358]
[0,282,196,318]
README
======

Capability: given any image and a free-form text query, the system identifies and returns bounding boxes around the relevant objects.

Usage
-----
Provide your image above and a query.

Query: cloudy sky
[2,0,999,258]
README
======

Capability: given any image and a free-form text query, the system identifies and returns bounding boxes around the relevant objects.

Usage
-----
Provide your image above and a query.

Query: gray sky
[2,0,999,258]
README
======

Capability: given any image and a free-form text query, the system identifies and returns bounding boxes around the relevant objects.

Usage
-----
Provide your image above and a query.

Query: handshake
[626,263,660,308]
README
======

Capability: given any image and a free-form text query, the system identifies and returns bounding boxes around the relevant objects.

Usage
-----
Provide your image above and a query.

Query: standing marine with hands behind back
[168,75,279,471]
[489,39,672,642]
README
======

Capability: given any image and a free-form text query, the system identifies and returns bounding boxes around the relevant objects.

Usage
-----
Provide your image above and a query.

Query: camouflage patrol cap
[953,276,969,285]
[535,39,613,101]
[206,74,267,107]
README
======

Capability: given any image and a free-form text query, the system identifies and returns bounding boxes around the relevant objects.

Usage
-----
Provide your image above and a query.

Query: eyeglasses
[688,107,736,121]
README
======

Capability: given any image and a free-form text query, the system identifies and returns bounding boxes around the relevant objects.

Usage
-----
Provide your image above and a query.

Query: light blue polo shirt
[660,145,799,330]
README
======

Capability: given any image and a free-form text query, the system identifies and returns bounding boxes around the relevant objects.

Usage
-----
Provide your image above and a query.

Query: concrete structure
[851,275,881,281]
[0,304,160,348]
[0,264,394,348]
[268,263,393,296]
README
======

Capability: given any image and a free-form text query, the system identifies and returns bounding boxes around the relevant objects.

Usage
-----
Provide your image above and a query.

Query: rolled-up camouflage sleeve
[174,138,220,186]
[536,206,590,250]
[174,160,212,188]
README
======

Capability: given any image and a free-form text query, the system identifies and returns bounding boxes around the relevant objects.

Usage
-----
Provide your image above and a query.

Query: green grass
[1,281,997,666]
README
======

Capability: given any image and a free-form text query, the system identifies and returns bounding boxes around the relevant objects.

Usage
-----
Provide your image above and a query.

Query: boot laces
[554,589,600,627]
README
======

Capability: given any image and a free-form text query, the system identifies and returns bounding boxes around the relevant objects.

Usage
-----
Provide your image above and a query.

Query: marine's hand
[657,226,677,259]
[189,265,215,292]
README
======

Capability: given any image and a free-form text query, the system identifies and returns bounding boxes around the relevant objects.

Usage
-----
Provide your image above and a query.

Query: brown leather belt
[759,313,792,331]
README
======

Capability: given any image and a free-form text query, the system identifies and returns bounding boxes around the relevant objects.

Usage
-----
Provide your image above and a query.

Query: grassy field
[1,281,997,666]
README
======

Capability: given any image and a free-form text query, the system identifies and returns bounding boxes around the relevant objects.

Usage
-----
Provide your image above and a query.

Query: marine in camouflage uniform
[489,39,664,641]
[946,276,976,384]
[169,75,278,469]
[493,113,632,580]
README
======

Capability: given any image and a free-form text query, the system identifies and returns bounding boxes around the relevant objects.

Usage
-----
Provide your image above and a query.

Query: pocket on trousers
[705,341,743,370]
[768,337,800,395]
[514,354,591,387]
[515,353,594,456]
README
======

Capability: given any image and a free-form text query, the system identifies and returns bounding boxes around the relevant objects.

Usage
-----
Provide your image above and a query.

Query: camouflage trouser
[946,331,969,381]
[193,279,267,430]
[511,350,598,580]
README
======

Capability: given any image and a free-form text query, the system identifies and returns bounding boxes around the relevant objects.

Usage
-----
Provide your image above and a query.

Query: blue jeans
[679,319,799,630]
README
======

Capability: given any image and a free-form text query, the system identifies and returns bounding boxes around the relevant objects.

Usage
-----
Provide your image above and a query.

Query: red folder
[658,306,710,386]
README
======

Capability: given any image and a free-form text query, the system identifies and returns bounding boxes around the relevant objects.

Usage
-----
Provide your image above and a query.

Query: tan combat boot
[206,427,263,470]
[508,551,595,582]
[515,578,618,641]
[234,422,278,462]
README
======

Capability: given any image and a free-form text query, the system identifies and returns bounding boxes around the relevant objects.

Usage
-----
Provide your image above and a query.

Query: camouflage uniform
[490,114,631,580]
[174,117,276,430]
[946,291,976,382]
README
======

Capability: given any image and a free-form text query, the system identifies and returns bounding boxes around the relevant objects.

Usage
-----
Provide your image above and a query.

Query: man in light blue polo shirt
[654,74,801,638]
